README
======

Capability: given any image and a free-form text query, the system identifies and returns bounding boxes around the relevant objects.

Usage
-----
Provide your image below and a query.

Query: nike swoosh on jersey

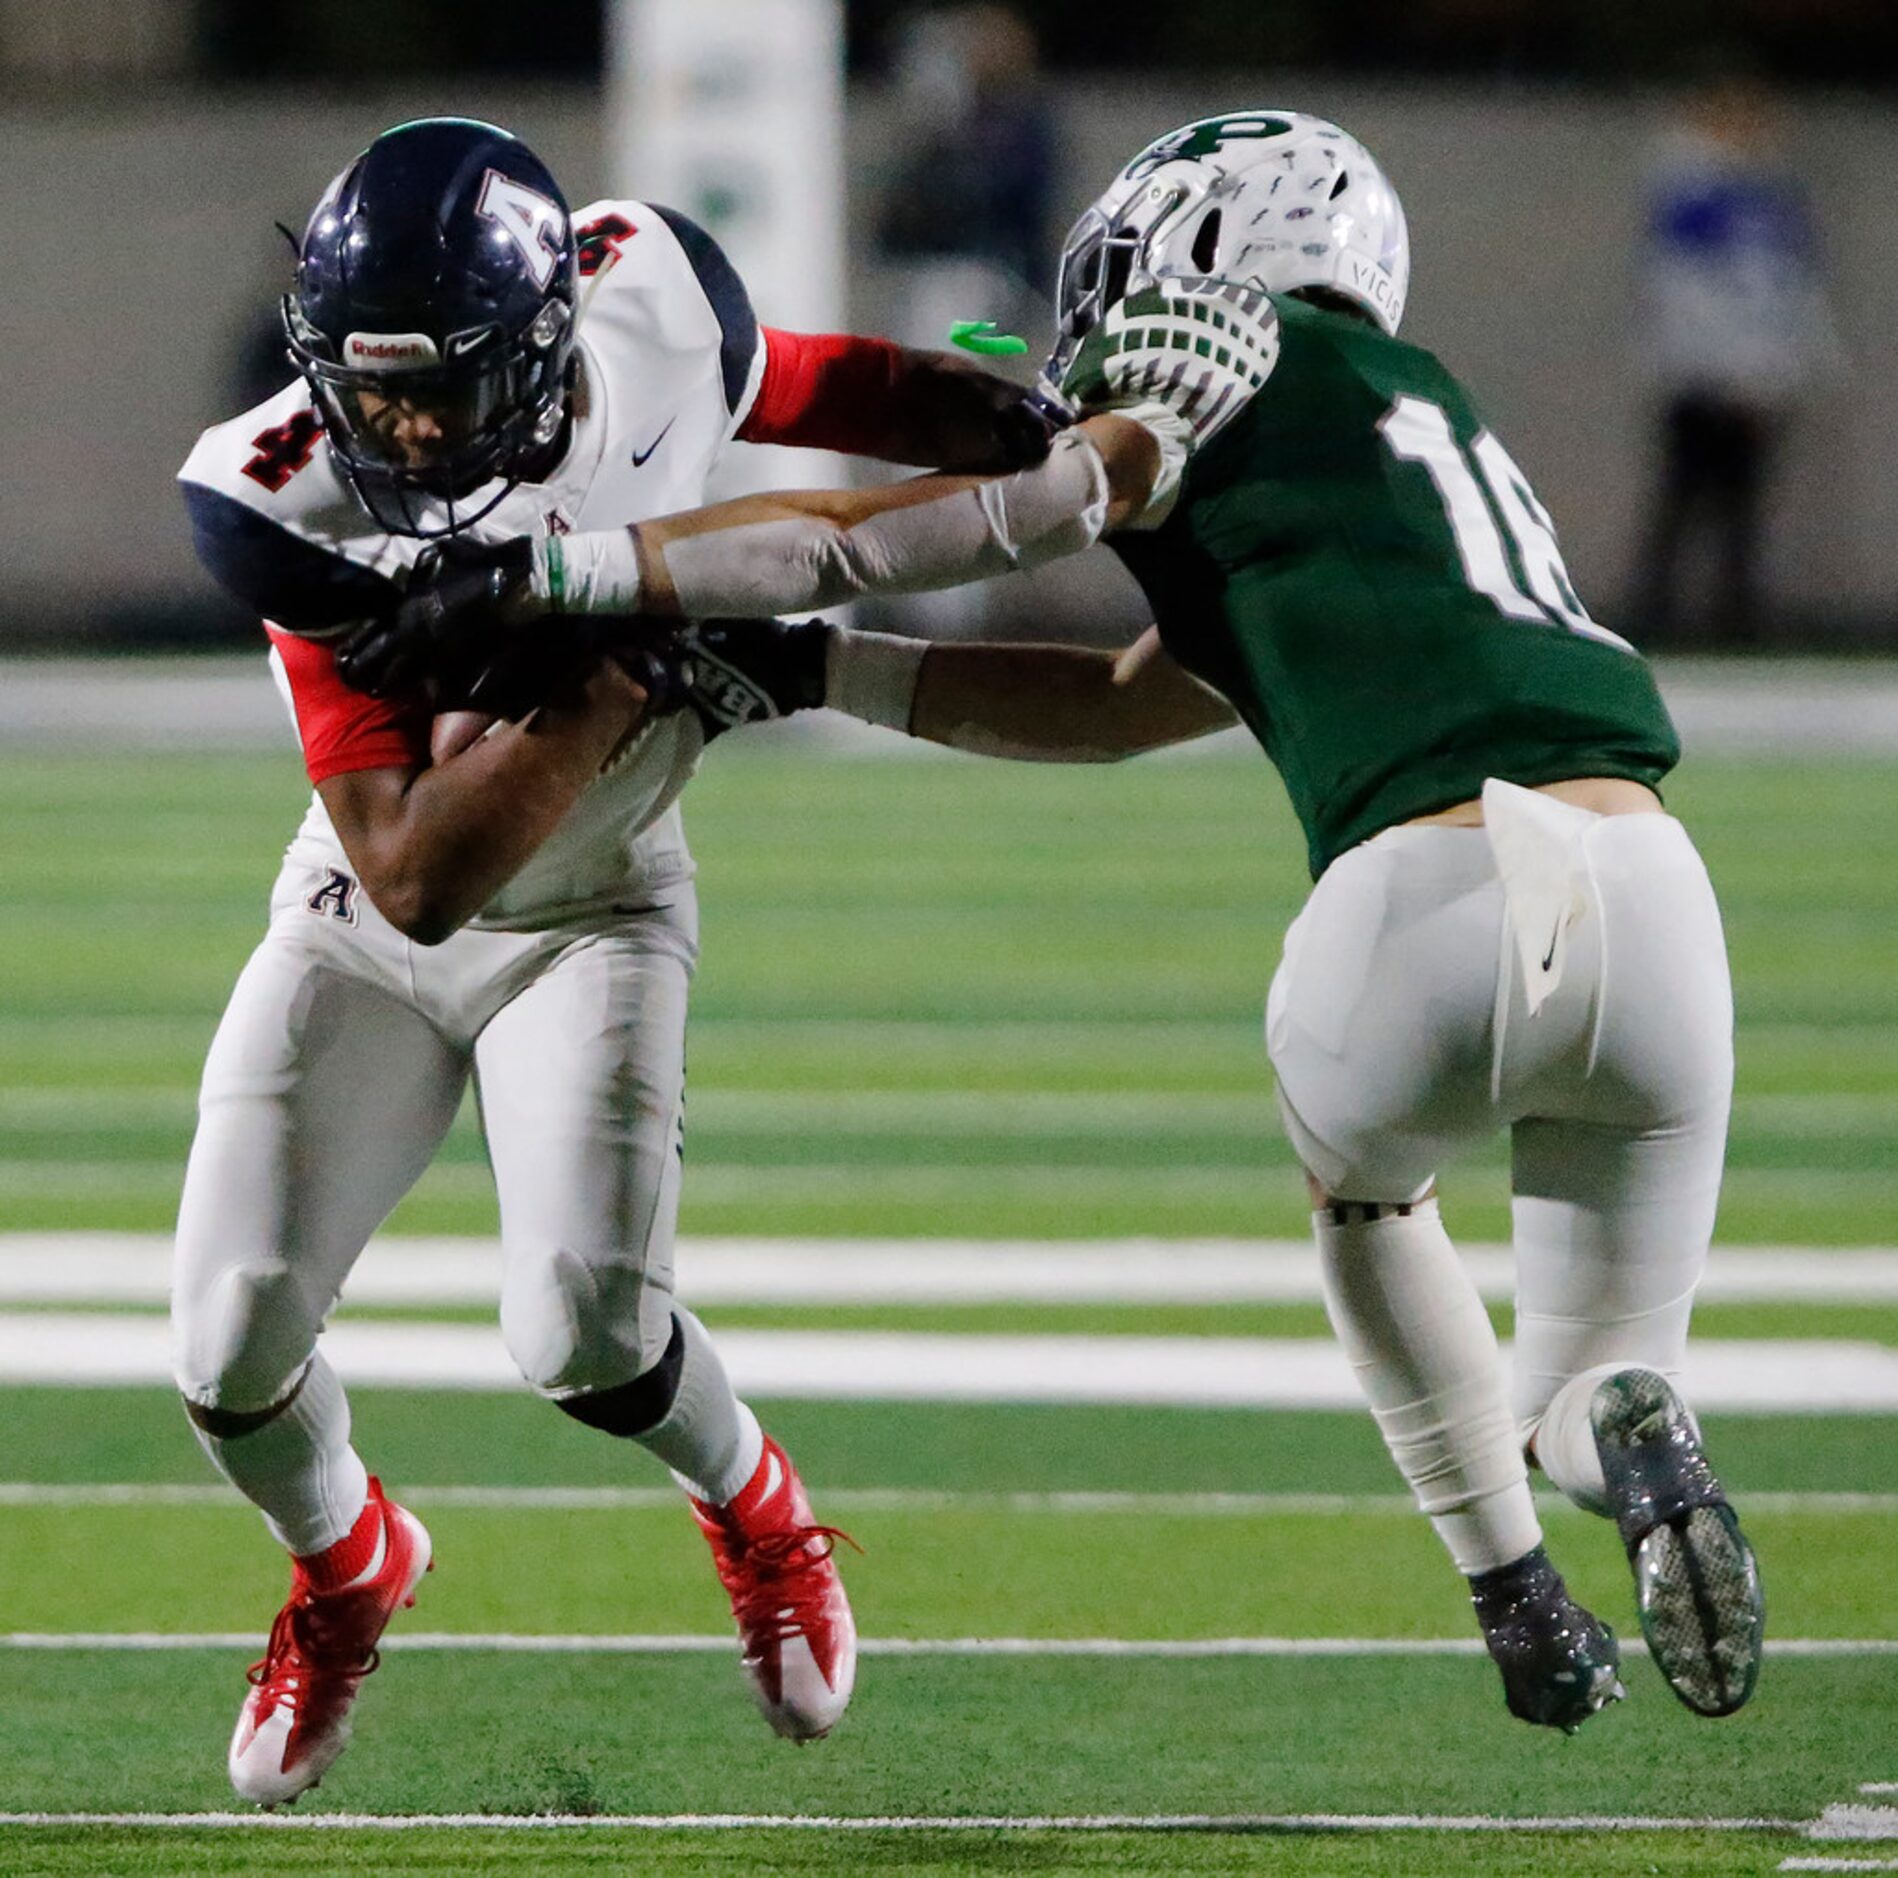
[631,417,676,467]
[1540,918,1562,973]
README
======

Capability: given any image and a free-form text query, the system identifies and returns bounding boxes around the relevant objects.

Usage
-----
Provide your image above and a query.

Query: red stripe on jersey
[737,328,907,455]
[266,625,430,784]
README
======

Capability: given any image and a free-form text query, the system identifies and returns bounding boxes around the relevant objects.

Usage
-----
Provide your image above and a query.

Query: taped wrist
[534,526,643,615]
[825,626,928,732]
[1103,398,1195,531]
[661,429,1111,618]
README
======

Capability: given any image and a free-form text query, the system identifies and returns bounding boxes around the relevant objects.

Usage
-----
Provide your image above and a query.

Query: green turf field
[2,740,1895,1874]
[2,1391,1895,1876]
[0,744,1894,1241]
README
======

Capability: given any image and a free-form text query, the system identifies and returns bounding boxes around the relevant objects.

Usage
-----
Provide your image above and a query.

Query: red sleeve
[736,327,907,456]
[266,625,431,785]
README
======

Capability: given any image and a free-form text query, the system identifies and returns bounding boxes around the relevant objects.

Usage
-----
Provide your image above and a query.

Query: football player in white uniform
[353,113,1766,1738]
[172,116,1059,1807]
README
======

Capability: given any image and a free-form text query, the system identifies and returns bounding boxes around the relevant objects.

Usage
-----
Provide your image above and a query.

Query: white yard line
[1782,1863,1898,1872]
[0,1808,1808,1833]
[3,1632,1891,1659]
[2,1482,1894,1516]
[1813,1810,1898,1842]
[5,1314,1897,1408]
[4,1234,1896,1306]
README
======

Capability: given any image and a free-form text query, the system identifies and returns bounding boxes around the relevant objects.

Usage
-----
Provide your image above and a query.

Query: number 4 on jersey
[1380,396,1633,653]
[242,409,323,493]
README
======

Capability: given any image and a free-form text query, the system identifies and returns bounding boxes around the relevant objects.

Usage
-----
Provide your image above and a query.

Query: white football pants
[173,857,699,1421]
[1267,810,1733,1439]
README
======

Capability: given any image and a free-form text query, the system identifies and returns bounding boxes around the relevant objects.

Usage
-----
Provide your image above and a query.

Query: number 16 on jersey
[1380,395,1634,654]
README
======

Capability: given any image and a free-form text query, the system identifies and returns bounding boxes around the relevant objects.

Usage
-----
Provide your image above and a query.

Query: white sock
[1316,1199,1542,1575]
[191,1353,370,1557]
[638,1307,765,1504]
[1528,1362,1640,1517]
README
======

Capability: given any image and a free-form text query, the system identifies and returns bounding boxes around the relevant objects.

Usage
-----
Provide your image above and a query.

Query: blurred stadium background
[1,4,1894,1874]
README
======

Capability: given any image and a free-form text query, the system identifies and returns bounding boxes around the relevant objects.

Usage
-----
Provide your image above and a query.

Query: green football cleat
[1591,1367,1765,1718]
[1469,1545,1624,1734]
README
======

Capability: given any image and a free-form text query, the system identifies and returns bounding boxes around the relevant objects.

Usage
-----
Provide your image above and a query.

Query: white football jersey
[178,200,769,928]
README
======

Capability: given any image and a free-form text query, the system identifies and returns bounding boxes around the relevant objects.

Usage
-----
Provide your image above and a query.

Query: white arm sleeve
[661,428,1111,618]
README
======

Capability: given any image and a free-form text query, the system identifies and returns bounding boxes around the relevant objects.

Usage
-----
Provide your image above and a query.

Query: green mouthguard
[949,320,1030,357]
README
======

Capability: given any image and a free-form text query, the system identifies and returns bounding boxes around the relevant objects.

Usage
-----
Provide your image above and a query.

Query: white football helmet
[1048,110,1409,387]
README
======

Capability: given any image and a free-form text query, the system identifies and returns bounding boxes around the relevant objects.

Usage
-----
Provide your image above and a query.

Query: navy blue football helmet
[283,118,579,535]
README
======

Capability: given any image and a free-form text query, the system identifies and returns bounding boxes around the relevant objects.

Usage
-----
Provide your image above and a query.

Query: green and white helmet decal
[1122,112,1304,179]
[1047,109,1407,392]
[1060,279,1281,447]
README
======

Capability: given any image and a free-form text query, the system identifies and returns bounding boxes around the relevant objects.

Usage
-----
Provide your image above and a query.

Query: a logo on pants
[306,868,359,925]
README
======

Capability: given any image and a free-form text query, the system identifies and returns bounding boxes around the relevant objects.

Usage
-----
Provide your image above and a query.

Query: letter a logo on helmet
[476,171,565,290]
[282,117,579,537]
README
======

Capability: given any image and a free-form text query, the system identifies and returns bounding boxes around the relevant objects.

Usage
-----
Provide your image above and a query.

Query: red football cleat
[227,1477,432,1807]
[690,1435,858,1740]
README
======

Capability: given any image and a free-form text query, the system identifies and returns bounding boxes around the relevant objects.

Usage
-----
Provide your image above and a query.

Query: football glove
[339,532,834,733]
[917,354,1072,472]
[456,620,696,725]
[966,381,1071,472]
[338,535,544,710]
[987,384,1072,470]
[669,616,833,740]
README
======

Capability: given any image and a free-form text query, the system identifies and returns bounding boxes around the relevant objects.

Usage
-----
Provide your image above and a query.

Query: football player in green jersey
[355,112,1765,1735]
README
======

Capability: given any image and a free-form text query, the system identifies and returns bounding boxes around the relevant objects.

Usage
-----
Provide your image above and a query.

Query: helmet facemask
[283,119,582,539]
[285,295,573,537]
[1045,170,1222,393]
[1049,209,1140,389]
[1046,112,1409,399]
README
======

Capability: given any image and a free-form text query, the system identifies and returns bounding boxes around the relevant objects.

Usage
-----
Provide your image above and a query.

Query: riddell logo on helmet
[344,332,441,368]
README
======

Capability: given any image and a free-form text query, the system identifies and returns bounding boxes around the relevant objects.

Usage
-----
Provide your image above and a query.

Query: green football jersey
[1079,291,1680,878]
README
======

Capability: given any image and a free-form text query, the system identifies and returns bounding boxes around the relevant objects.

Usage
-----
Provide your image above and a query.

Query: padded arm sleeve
[662,429,1110,618]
